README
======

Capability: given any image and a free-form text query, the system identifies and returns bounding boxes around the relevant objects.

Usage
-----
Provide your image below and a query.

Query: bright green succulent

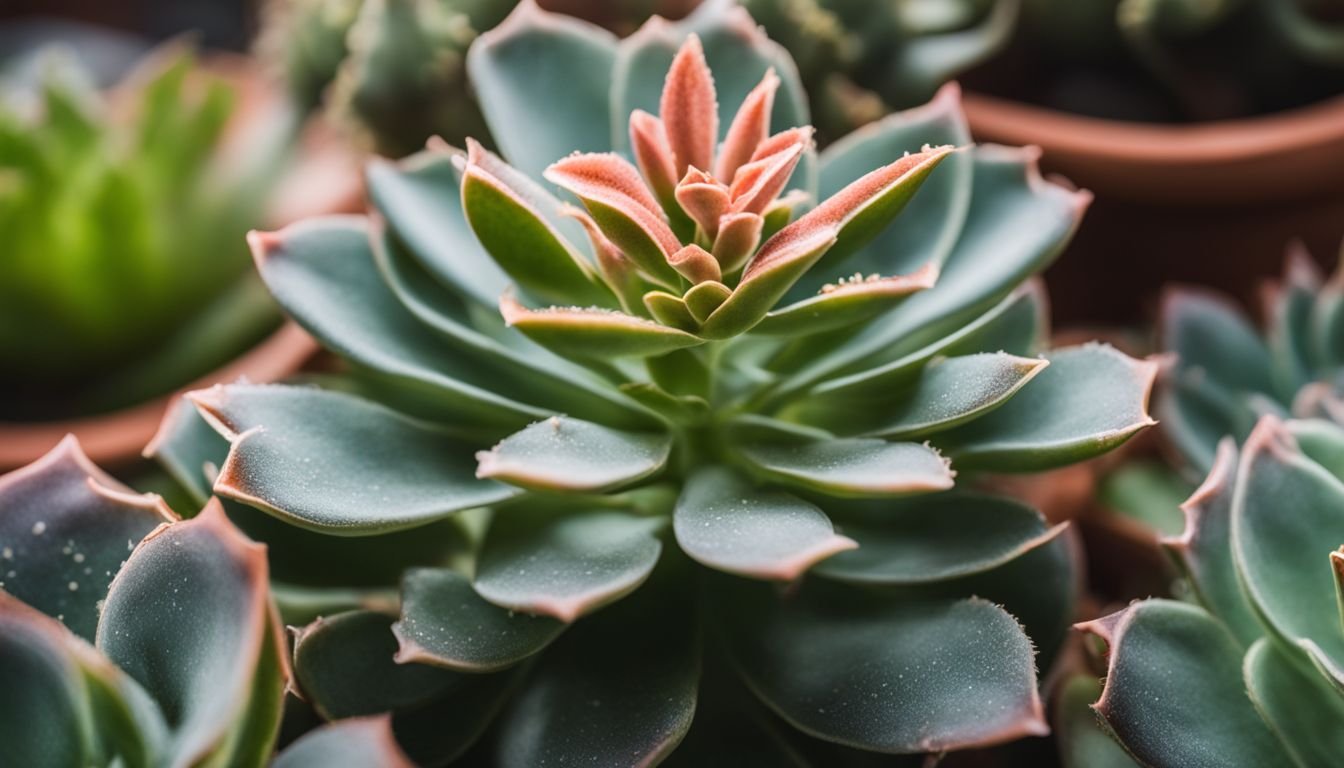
[1079,416,1344,768]
[0,437,289,767]
[137,0,1156,762]
[741,0,1019,138]
[0,50,287,419]
[1161,246,1344,477]
[1014,0,1344,120]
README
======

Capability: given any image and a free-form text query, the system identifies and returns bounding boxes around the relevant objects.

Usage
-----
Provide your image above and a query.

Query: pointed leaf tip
[716,67,779,182]
[660,33,718,177]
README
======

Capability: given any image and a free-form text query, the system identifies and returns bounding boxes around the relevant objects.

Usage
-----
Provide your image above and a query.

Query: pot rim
[962,91,1344,166]
[0,322,318,472]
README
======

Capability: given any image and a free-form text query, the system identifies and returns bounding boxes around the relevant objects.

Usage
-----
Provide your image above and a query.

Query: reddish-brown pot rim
[0,322,318,472]
[962,91,1344,205]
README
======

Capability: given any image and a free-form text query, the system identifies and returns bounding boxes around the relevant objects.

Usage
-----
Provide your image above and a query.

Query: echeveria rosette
[0,438,288,768]
[1079,416,1344,768]
[175,1,1155,762]
[741,0,1020,138]
[1162,245,1344,476]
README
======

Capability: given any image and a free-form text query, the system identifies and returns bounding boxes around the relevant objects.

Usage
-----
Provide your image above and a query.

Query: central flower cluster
[457,35,950,349]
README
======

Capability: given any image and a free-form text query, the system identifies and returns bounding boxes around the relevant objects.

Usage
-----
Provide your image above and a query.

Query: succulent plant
[0,50,287,419]
[741,0,1019,138]
[1161,245,1344,477]
[148,1,1156,761]
[0,437,288,767]
[258,0,695,157]
[1011,0,1344,120]
[1079,415,1344,767]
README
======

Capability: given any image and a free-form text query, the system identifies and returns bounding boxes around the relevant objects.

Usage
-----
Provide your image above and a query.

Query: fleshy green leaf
[460,142,611,307]
[0,436,173,641]
[476,416,672,493]
[799,82,973,291]
[149,397,477,588]
[96,500,286,768]
[492,561,698,767]
[272,716,415,768]
[0,592,161,768]
[716,579,1047,752]
[468,1,618,180]
[1267,254,1319,402]
[1161,438,1263,646]
[752,263,938,337]
[190,383,521,534]
[501,291,704,359]
[1080,600,1293,768]
[938,344,1157,471]
[813,493,1064,585]
[1244,637,1344,768]
[293,611,459,720]
[1161,288,1274,398]
[474,507,664,622]
[787,280,1045,404]
[365,150,507,308]
[292,609,518,764]
[700,147,953,339]
[392,568,565,673]
[249,216,544,427]
[1233,417,1344,686]
[779,146,1088,396]
[674,467,855,580]
[737,438,954,497]
[369,219,656,429]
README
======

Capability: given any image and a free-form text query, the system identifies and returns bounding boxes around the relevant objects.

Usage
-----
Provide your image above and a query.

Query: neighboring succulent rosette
[0,438,293,768]
[1162,243,1344,475]
[741,0,1020,138]
[1078,416,1344,767]
[159,1,1155,762]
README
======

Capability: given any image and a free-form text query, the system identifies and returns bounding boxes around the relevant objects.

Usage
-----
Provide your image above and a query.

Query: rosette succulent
[0,438,288,767]
[741,0,1019,138]
[1079,416,1344,768]
[146,1,1156,762]
[1162,245,1344,476]
[0,50,288,420]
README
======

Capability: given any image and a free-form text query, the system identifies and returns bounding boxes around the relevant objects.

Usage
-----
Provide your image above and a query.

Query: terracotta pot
[0,55,361,472]
[0,323,317,472]
[963,93,1344,326]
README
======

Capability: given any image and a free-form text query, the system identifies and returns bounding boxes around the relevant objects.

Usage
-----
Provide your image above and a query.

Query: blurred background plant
[742,0,1019,139]
[988,0,1344,121]
[0,48,299,421]
[256,0,701,157]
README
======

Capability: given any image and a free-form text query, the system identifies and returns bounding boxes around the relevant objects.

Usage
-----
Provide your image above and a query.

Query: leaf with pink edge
[1078,600,1293,768]
[751,263,938,337]
[937,344,1157,472]
[96,500,286,768]
[0,436,173,641]
[473,507,664,622]
[714,578,1049,753]
[189,383,521,534]
[500,291,704,359]
[476,416,672,493]
[1232,417,1344,687]
[393,568,565,673]
[813,493,1064,585]
[736,438,954,497]
[674,467,855,580]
